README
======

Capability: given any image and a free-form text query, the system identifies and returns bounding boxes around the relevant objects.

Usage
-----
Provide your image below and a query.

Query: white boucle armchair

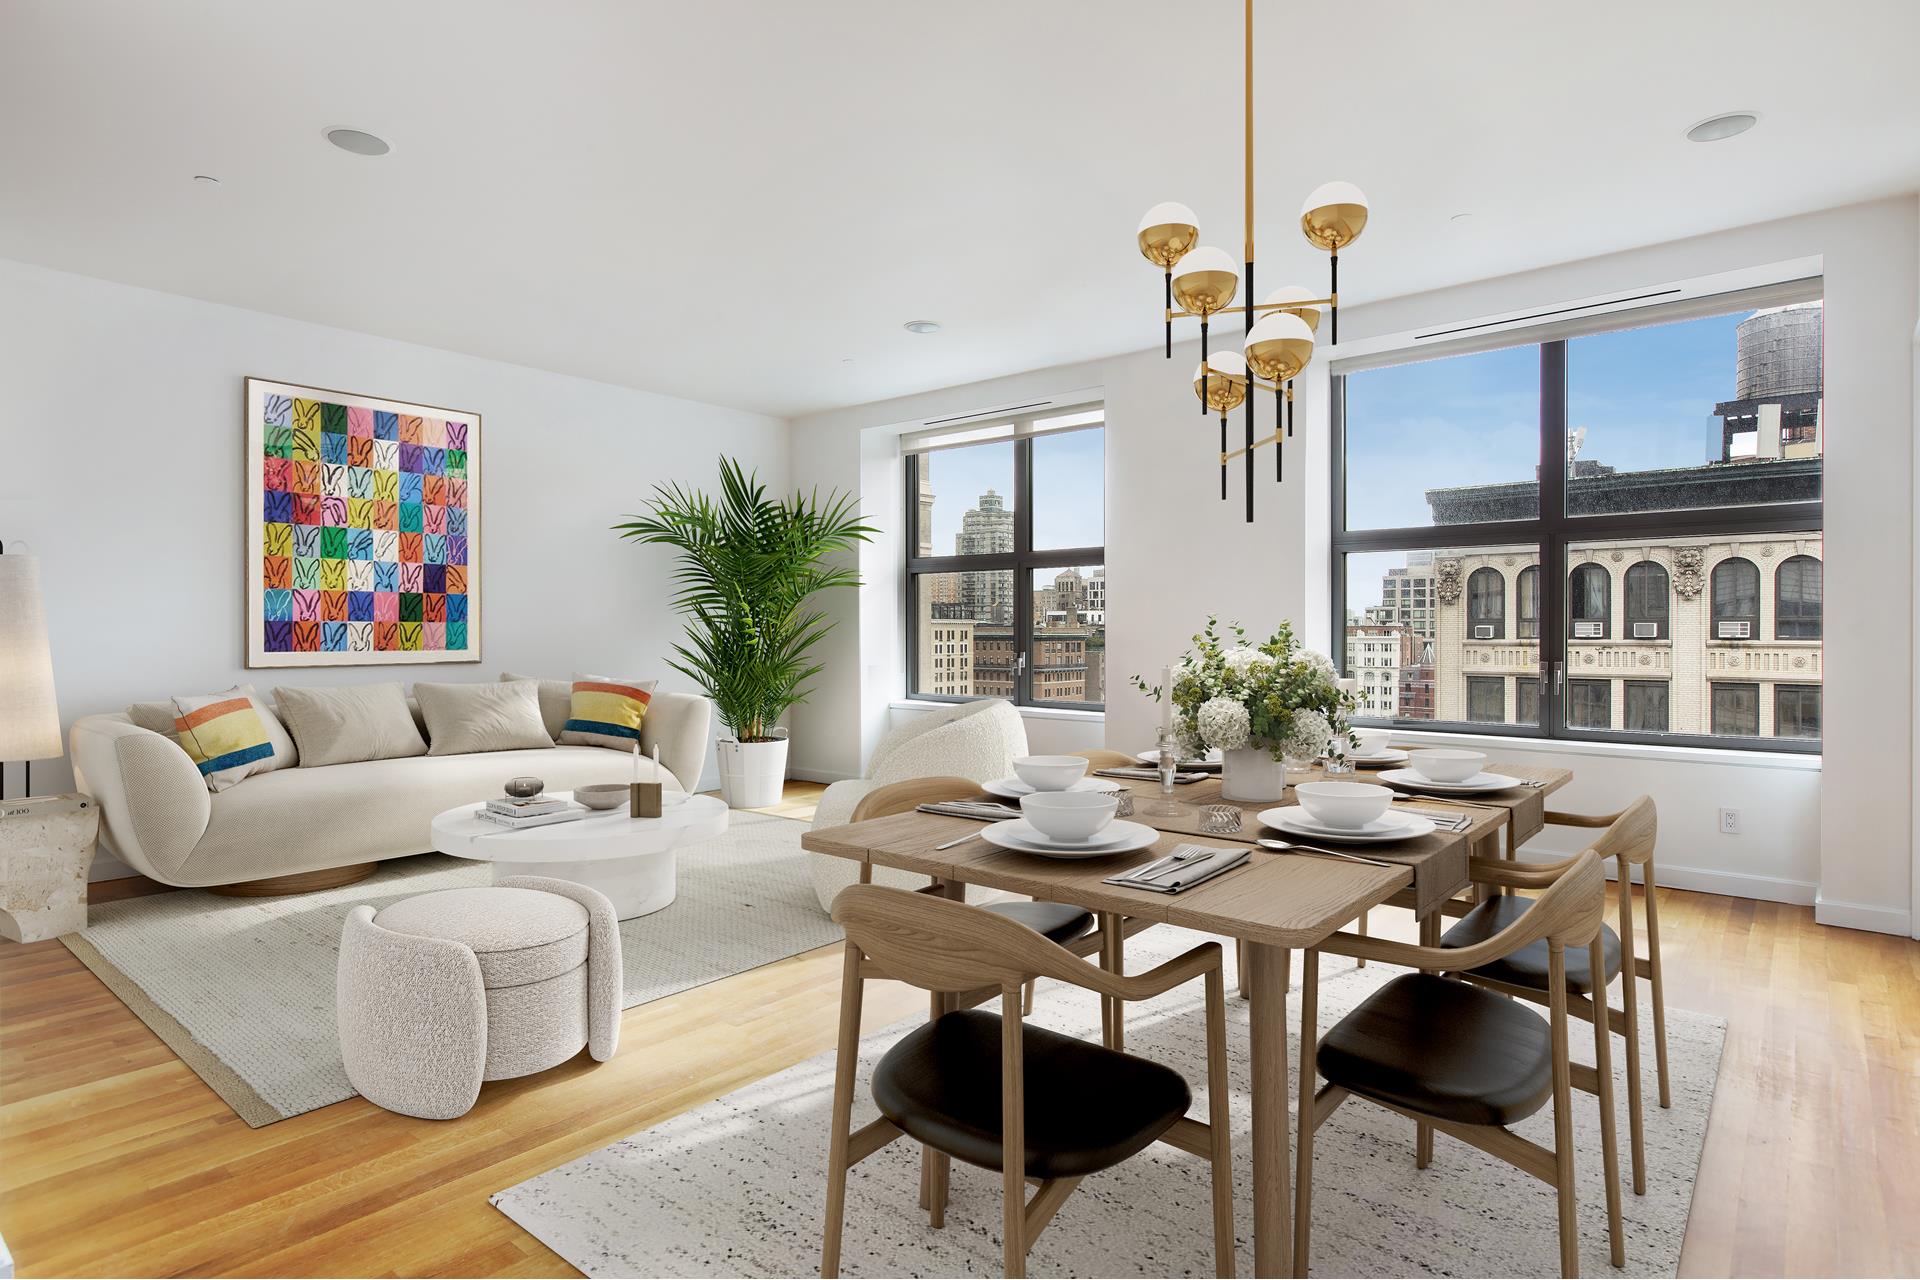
[808,698,1027,913]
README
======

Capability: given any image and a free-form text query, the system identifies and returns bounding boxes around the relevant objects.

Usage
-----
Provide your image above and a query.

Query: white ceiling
[3,0,1917,418]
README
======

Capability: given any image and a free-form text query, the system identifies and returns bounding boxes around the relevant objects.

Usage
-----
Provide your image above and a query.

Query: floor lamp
[0,545,63,799]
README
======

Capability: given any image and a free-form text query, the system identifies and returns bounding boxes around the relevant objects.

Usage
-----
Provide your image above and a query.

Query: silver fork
[1123,847,1212,883]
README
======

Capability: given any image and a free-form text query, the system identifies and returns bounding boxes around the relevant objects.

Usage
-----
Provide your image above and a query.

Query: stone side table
[0,793,99,943]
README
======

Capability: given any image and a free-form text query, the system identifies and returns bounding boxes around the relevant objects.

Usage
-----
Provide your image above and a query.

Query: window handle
[1552,662,1563,693]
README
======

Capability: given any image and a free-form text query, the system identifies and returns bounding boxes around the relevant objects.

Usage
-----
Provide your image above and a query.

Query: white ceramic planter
[1219,748,1288,803]
[717,731,789,809]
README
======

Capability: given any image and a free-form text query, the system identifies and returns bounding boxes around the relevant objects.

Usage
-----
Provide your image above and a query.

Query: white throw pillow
[414,681,556,756]
[274,682,429,767]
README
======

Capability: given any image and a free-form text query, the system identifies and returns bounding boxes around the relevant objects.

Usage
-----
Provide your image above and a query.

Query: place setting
[977,754,1131,799]
[1375,748,1532,795]
[1258,780,1439,847]
[1340,725,1409,768]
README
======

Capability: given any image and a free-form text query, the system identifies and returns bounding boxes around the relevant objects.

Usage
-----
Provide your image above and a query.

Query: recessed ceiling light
[326,127,391,156]
[193,174,221,187]
[903,320,942,335]
[1686,112,1757,143]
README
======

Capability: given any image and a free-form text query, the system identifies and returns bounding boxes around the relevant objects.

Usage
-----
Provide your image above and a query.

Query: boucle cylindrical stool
[336,875,622,1119]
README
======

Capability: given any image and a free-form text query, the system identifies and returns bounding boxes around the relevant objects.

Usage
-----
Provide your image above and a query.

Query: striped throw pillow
[559,675,657,750]
[172,690,278,792]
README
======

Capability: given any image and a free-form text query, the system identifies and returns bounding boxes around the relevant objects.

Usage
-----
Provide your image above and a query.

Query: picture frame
[244,377,482,667]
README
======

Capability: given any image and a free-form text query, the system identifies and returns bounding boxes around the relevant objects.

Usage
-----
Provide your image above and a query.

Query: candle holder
[630,781,663,819]
[1136,727,1194,819]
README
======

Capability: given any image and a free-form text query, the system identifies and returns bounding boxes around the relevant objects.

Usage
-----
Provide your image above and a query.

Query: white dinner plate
[1258,806,1437,844]
[1376,768,1525,795]
[982,776,1125,800]
[1346,748,1410,767]
[1134,750,1223,770]
[981,819,1161,859]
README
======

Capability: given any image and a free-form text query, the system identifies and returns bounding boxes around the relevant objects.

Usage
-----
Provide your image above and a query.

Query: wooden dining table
[800,758,1572,1277]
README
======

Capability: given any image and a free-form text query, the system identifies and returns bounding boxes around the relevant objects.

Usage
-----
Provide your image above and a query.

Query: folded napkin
[1104,844,1249,893]
[1094,768,1210,783]
[1388,802,1473,832]
[917,800,1021,820]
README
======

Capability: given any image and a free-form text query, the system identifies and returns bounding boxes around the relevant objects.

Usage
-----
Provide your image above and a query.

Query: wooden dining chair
[821,884,1235,1278]
[1439,797,1666,1195]
[847,776,1148,1031]
[1294,850,1623,1278]
[1069,747,1139,771]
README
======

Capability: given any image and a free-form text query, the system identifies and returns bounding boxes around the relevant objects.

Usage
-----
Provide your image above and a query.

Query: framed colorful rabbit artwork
[244,377,481,667]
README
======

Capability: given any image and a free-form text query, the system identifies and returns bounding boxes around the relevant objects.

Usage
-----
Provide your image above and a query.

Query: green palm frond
[614,457,876,741]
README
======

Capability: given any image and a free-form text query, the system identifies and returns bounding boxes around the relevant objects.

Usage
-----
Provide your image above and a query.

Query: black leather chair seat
[872,1010,1191,1179]
[980,900,1096,944]
[1441,894,1622,994]
[1316,973,1554,1128]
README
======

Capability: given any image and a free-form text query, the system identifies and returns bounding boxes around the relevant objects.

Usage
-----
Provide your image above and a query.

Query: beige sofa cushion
[415,681,554,756]
[499,672,571,741]
[170,745,679,886]
[275,682,428,767]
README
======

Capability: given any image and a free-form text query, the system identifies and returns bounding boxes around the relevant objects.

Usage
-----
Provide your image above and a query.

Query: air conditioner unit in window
[1717,620,1752,639]
[1573,620,1603,639]
[1472,626,1494,639]
[1632,622,1659,639]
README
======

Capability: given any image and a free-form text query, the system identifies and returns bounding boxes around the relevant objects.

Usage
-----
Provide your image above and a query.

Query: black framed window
[1774,684,1821,738]
[1516,566,1540,639]
[1568,678,1611,729]
[1466,568,1505,639]
[1466,676,1505,723]
[1568,563,1611,640]
[1624,562,1669,640]
[1711,682,1759,736]
[1712,558,1760,640]
[1331,284,1822,751]
[1775,555,1822,639]
[1624,680,1669,732]
[905,409,1105,709]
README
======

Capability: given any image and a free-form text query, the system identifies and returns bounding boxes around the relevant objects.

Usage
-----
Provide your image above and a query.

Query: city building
[956,488,1014,625]
[1345,623,1417,718]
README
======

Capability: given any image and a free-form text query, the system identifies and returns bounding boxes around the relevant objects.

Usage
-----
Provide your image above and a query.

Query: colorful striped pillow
[559,675,657,750]
[172,690,278,792]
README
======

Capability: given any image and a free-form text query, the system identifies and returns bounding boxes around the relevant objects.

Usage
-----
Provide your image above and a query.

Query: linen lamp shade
[0,554,62,761]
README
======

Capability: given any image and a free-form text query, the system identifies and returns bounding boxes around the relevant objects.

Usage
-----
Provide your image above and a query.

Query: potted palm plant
[616,459,874,808]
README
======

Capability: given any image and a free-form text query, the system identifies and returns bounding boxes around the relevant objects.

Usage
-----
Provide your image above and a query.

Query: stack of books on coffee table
[475,795,587,830]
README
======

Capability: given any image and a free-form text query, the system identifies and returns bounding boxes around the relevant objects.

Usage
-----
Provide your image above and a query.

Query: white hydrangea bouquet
[1135,617,1357,801]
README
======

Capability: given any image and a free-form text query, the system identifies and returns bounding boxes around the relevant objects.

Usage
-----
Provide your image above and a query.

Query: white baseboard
[1813,893,1913,936]
[1520,838,1817,906]
[788,767,859,785]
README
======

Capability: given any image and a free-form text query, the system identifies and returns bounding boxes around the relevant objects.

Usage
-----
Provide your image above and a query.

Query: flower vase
[1219,748,1288,803]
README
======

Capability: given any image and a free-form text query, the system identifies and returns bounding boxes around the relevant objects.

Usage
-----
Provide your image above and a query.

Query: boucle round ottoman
[336,875,622,1119]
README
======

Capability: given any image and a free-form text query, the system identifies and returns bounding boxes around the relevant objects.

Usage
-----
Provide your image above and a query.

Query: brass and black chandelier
[1134,0,1369,521]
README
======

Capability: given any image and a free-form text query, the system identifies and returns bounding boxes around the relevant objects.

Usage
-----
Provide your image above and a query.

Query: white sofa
[808,698,1027,912]
[70,689,710,890]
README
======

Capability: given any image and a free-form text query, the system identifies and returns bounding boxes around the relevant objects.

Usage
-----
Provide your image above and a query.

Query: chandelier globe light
[1131,0,1372,520]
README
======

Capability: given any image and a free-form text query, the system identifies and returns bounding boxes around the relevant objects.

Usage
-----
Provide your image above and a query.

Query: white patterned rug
[63,811,838,1126]
[493,926,1723,1278]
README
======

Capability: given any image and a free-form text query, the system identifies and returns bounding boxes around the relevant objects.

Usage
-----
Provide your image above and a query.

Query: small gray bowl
[504,776,545,799]
[575,783,628,811]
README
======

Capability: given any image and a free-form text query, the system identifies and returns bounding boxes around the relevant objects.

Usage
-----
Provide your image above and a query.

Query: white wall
[790,196,1919,933]
[0,257,790,875]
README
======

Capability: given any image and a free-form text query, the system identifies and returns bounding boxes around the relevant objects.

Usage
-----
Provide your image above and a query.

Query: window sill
[890,699,1105,725]
[1384,726,1820,772]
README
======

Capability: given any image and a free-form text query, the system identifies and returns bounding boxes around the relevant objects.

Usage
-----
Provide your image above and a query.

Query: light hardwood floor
[1,781,1916,1277]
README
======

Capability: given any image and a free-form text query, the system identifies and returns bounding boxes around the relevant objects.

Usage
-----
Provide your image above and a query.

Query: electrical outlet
[1718,807,1740,835]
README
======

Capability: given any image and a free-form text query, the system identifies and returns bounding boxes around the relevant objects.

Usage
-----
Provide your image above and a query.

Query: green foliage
[1131,616,1357,760]
[615,459,875,742]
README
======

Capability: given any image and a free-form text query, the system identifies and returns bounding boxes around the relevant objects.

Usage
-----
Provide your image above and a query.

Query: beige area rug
[63,811,839,1127]
[493,926,1723,1278]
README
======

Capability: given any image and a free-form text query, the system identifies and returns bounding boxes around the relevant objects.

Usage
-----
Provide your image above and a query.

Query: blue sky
[921,429,1105,554]
[1342,309,1748,534]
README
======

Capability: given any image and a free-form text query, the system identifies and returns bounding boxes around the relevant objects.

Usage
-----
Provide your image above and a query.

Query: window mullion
[1539,341,1568,740]
[1013,438,1034,706]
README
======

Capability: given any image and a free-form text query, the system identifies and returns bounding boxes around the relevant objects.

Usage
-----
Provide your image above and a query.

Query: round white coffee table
[431,792,729,919]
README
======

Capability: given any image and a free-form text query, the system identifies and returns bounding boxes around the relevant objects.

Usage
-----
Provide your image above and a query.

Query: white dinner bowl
[1019,790,1119,843]
[1352,727,1393,757]
[1408,749,1486,784]
[1011,754,1090,792]
[1293,781,1393,829]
